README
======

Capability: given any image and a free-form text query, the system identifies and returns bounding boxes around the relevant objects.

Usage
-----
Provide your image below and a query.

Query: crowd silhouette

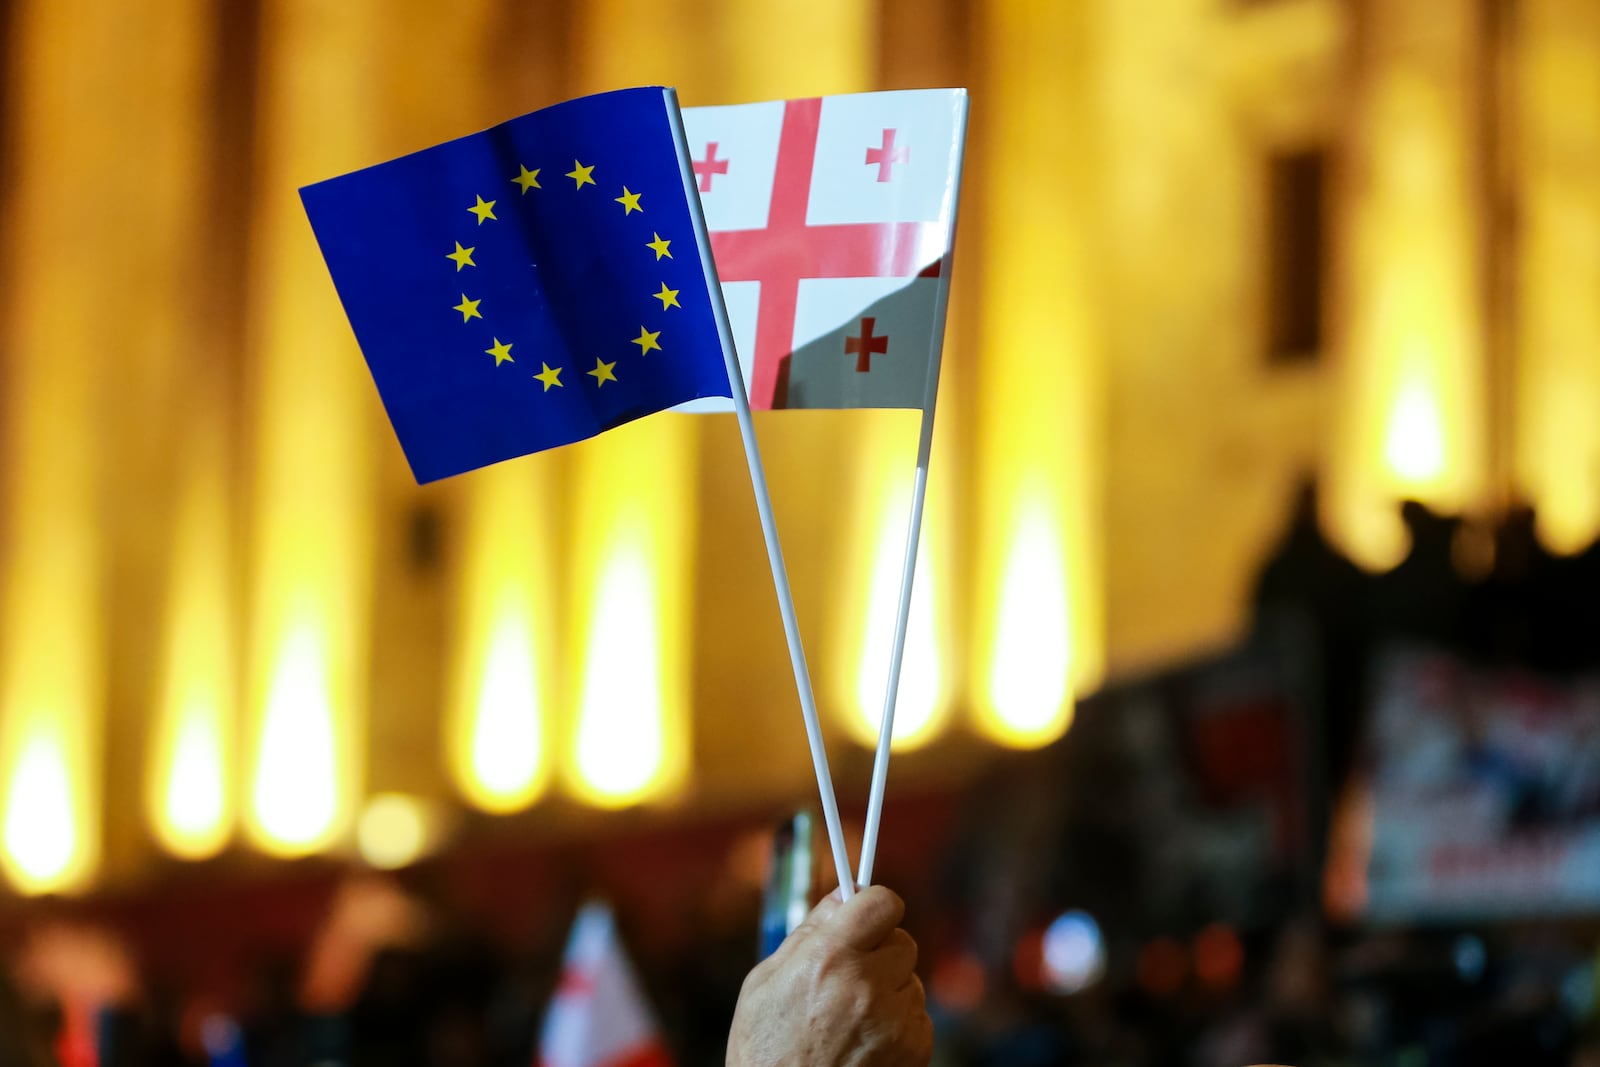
[1252,475,1600,795]
[2,477,1600,1067]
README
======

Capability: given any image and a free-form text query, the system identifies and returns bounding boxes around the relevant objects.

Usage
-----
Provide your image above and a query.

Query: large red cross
[707,99,944,408]
[694,141,729,192]
[866,128,907,181]
[845,317,888,372]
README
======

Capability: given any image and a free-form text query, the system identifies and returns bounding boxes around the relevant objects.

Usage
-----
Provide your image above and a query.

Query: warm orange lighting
[1331,0,1486,567]
[971,1,1104,749]
[242,0,379,859]
[1513,0,1600,552]
[566,421,692,810]
[1383,368,1448,487]
[448,464,552,815]
[1,733,82,895]
[715,0,875,97]
[0,481,101,893]
[837,416,947,752]
[248,625,341,856]
[573,542,669,807]
[0,0,112,897]
[979,500,1075,748]
[854,515,943,750]
[1193,923,1244,990]
[149,440,233,860]
[156,713,229,862]
[930,954,986,1014]
[463,613,543,809]
[356,793,435,870]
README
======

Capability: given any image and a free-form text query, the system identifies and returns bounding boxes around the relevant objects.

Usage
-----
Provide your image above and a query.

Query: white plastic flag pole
[854,408,934,889]
[665,89,856,900]
[857,94,969,889]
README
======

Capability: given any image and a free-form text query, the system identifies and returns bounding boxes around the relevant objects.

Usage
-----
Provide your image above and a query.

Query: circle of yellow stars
[444,156,684,394]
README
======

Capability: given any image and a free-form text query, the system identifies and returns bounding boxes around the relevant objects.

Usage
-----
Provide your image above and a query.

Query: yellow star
[534,362,563,391]
[512,165,541,193]
[587,357,617,386]
[631,326,662,355]
[468,195,497,224]
[567,160,596,188]
[646,232,672,260]
[615,186,643,214]
[653,282,680,310]
[453,294,482,322]
[485,337,514,365]
[447,241,476,270]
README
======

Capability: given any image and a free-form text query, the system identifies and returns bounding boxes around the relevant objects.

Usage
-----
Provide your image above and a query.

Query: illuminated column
[716,0,876,97]
[833,0,972,754]
[722,0,901,777]
[559,2,720,809]
[242,0,384,855]
[111,2,232,865]
[561,0,879,805]
[1513,0,1600,552]
[0,0,150,893]
[448,463,555,813]
[970,2,1105,748]
[832,412,951,753]
[343,1,558,820]
[150,411,235,860]
[717,2,956,751]
[1329,0,1487,566]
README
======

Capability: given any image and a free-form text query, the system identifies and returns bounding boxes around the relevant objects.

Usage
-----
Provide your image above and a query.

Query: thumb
[790,887,846,937]
[824,885,905,952]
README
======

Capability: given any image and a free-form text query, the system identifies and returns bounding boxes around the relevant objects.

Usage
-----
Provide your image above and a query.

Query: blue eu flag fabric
[301,87,733,483]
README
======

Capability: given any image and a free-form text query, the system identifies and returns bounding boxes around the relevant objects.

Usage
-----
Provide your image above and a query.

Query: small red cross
[556,968,596,998]
[865,128,908,182]
[694,142,730,192]
[845,317,888,372]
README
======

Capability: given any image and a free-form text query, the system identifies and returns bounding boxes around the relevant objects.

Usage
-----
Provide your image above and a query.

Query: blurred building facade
[0,0,1597,895]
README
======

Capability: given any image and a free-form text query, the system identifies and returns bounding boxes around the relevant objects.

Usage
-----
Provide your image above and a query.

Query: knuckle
[809,935,849,978]
[849,981,876,1025]
[892,928,918,961]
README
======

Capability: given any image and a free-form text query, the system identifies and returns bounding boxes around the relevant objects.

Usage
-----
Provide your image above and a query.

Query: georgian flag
[677,89,967,412]
[535,903,671,1067]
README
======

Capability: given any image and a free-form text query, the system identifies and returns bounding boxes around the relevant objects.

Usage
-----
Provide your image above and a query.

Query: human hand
[726,886,932,1067]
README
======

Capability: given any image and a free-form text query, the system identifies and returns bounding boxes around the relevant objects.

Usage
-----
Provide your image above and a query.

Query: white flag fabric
[676,89,967,412]
[535,903,671,1067]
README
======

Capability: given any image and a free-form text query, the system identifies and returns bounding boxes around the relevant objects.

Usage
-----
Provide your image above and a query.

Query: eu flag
[301,87,733,483]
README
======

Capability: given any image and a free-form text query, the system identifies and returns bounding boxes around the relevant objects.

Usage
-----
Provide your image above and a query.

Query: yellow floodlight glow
[1,733,80,895]
[248,625,340,856]
[1330,1,1484,567]
[356,793,432,870]
[1514,0,1600,553]
[242,0,378,862]
[149,444,233,860]
[448,465,551,815]
[565,418,692,812]
[840,452,946,752]
[0,0,109,899]
[971,2,1104,752]
[979,501,1074,748]
[1384,368,1448,489]
[465,613,543,809]
[573,543,667,807]
[155,711,229,861]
